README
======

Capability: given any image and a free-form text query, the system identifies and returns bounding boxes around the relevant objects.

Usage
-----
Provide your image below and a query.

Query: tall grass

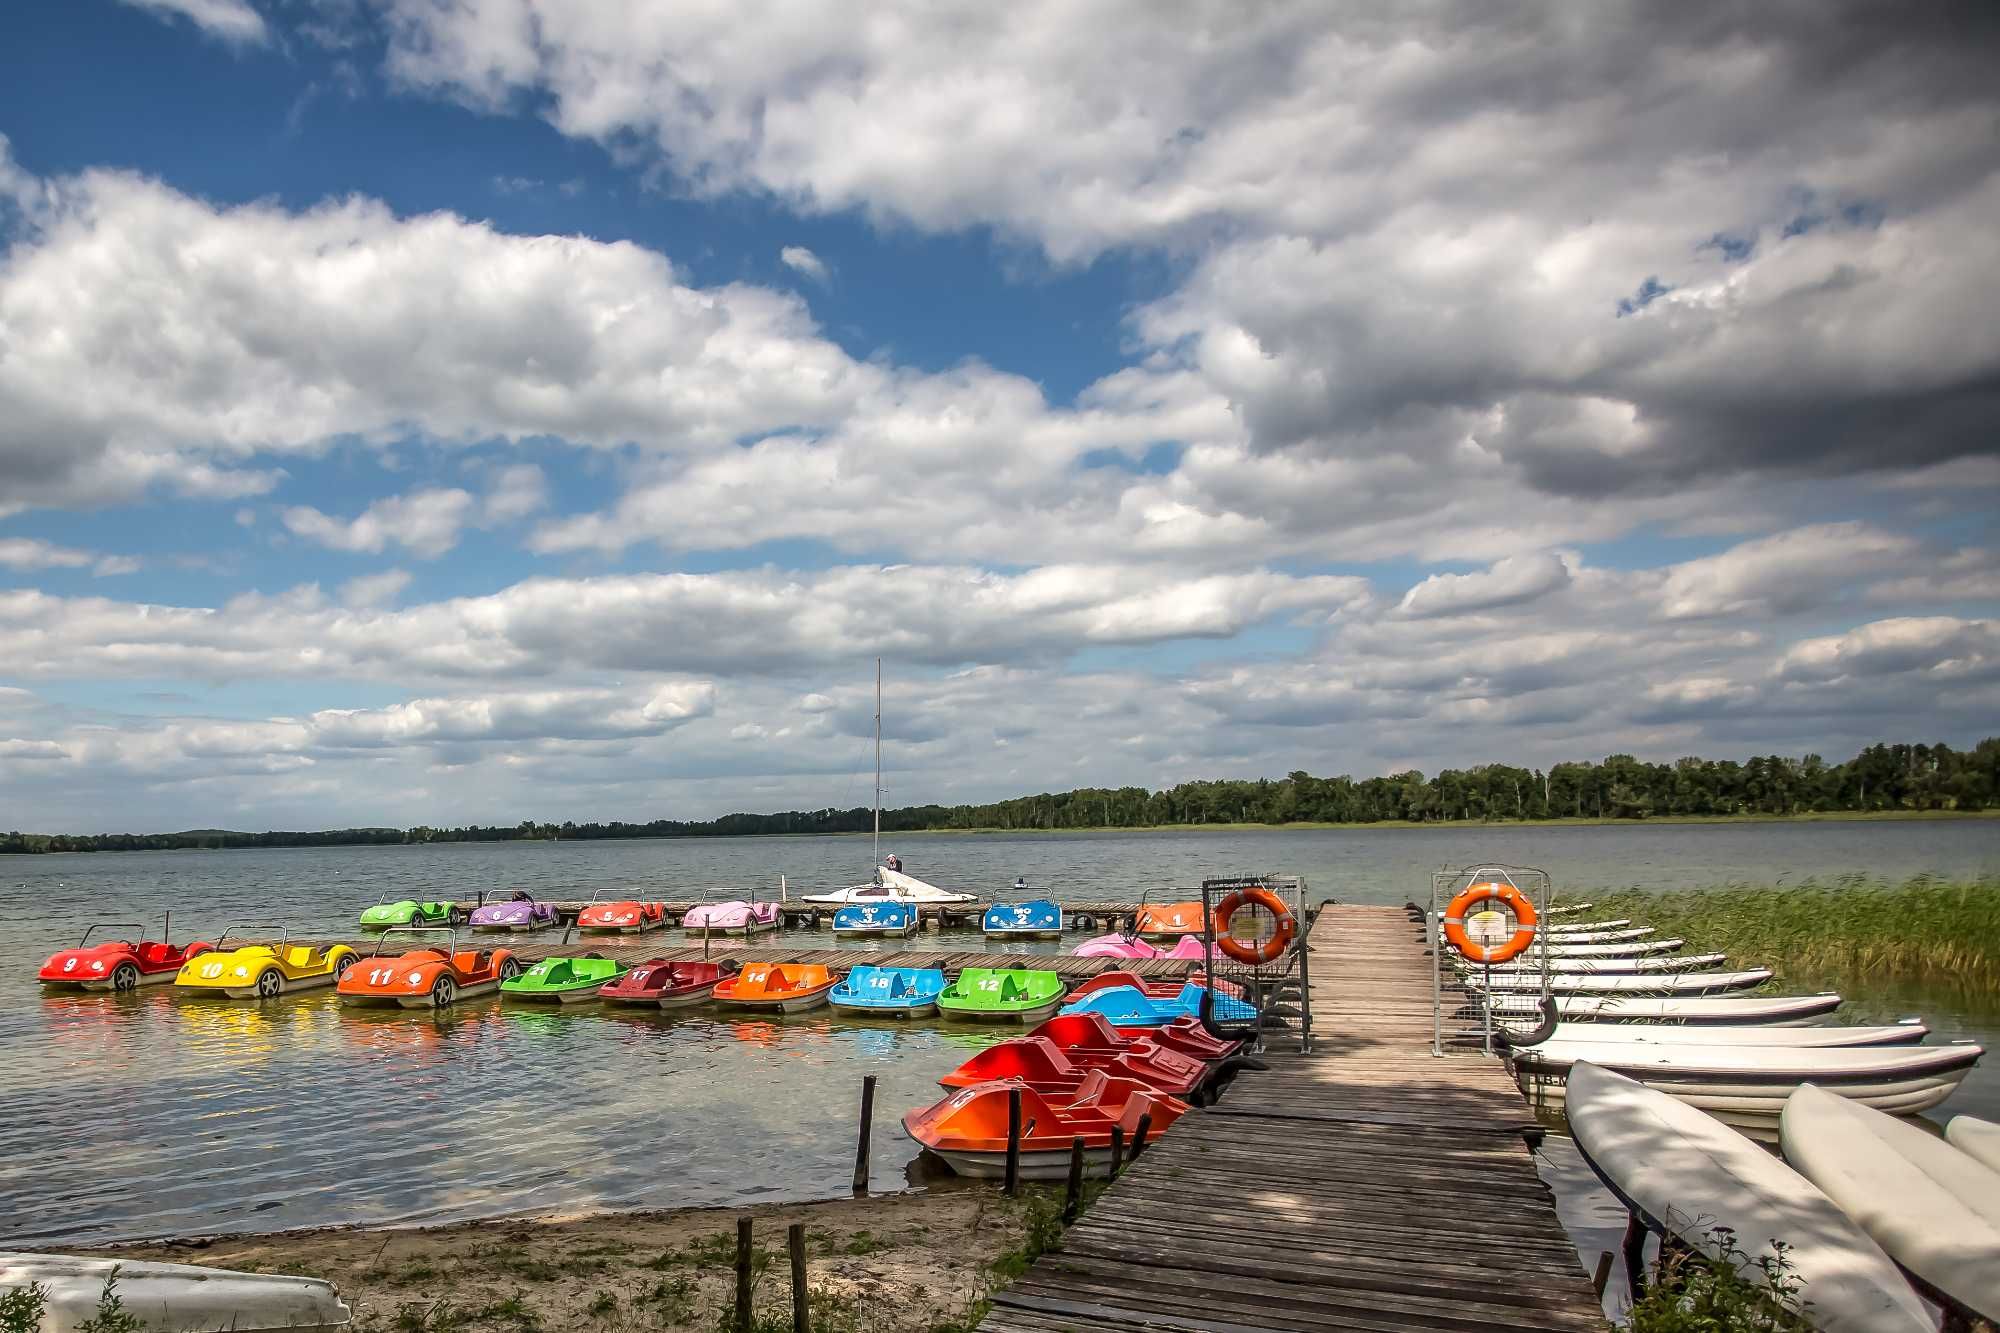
[1591,875,2000,989]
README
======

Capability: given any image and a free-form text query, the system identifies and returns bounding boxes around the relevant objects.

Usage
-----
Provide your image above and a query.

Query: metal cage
[1194,873,1312,1054]
[1425,863,1561,1056]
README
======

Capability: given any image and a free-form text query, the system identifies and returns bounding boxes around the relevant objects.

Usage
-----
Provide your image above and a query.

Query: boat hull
[717,989,832,1014]
[503,986,603,1004]
[831,925,918,939]
[983,928,1063,941]
[217,971,338,1000]
[829,998,937,1019]
[938,999,1064,1025]
[920,1143,1122,1180]
[1475,993,1842,1025]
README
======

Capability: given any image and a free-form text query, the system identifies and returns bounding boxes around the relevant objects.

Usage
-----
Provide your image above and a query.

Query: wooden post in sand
[1062,1137,1085,1223]
[787,1223,809,1333]
[733,1218,753,1333]
[1004,1088,1024,1196]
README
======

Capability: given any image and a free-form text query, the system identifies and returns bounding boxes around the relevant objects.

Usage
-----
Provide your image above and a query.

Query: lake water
[2,820,1996,1247]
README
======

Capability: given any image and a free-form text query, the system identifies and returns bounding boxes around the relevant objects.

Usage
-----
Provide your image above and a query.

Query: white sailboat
[803,661,975,907]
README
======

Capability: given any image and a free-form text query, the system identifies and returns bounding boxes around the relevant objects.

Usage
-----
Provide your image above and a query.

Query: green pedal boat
[359,897,462,931]
[937,968,1066,1023]
[499,954,628,1003]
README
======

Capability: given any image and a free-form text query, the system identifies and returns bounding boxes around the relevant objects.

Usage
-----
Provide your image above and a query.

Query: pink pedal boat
[1071,933,1209,960]
[681,900,781,937]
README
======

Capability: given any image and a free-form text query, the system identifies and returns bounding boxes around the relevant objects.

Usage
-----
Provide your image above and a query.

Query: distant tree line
[3,737,1994,854]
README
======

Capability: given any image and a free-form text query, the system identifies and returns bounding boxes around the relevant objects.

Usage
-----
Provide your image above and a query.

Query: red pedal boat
[940,1035,1210,1099]
[575,897,668,933]
[1029,1010,1244,1062]
[38,914,213,991]
[598,959,736,1009]
[904,1071,1191,1179]
[712,962,838,1013]
[1065,969,1240,1002]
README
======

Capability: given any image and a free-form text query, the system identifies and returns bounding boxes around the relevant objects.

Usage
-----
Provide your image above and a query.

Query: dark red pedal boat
[598,959,736,1009]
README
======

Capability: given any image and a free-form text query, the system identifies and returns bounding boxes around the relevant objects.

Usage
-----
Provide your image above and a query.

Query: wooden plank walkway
[980,904,1605,1332]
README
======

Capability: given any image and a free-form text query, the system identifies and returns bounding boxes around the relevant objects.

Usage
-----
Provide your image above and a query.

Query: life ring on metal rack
[1442,882,1537,964]
[1214,887,1297,965]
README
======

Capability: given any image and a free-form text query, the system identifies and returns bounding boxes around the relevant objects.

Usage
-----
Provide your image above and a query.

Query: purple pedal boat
[469,892,561,933]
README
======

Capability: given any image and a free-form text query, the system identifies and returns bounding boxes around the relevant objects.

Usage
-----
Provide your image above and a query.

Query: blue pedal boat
[1059,982,1257,1028]
[832,901,919,938]
[829,965,947,1018]
[982,899,1064,940]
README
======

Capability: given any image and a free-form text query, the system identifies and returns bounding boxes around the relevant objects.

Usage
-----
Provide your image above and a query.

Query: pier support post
[1130,1112,1153,1162]
[852,1075,877,1194]
[787,1223,808,1333]
[1004,1088,1023,1196]
[1620,1212,1648,1300]
[734,1218,753,1333]
[1062,1137,1085,1223]
[1108,1126,1125,1182]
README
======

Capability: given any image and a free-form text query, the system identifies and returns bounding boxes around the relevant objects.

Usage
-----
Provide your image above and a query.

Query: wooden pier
[978,904,1605,1332]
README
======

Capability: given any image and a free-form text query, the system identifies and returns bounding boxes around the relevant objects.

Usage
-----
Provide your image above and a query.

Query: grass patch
[1593,874,2000,989]
[1628,1227,1813,1331]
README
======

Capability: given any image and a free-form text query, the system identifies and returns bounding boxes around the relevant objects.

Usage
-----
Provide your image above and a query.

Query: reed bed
[1588,874,2000,990]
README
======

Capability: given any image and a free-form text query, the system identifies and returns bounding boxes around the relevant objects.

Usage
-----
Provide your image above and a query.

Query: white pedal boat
[1947,1115,2000,1172]
[1465,951,1727,976]
[1467,967,1771,995]
[1475,991,1842,1025]
[0,1255,352,1333]
[1514,1040,1983,1137]
[1783,1084,2000,1325]
[1527,1020,1927,1049]
[1565,1063,1931,1332]
[802,866,976,905]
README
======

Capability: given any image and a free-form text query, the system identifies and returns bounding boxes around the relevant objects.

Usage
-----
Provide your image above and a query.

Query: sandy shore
[90,1190,1034,1333]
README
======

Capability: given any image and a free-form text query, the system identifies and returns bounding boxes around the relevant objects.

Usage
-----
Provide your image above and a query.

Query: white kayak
[1529,1021,1927,1048]
[802,866,976,904]
[1469,951,1727,975]
[1515,1041,1983,1136]
[1476,992,1842,1026]
[1535,938,1687,959]
[1546,918,1629,932]
[1468,967,1772,995]
[1947,1115,2000,1172]
[1545,901,1593,916]
[1783,1084,2000,1324]
[1565,1064,1932,1333]
[0,1255,352,1333]
[1537,926,1655,944]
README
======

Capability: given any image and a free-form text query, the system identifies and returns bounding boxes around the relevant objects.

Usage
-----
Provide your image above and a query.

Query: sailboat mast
[873,657,882,866]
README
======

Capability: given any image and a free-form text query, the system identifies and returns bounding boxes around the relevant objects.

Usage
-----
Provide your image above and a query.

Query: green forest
[4,737,1995,854]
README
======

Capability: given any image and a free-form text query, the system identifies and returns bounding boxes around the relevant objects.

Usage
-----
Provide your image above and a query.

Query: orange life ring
[1442,882,1537,964]
[1214,887,1297,965]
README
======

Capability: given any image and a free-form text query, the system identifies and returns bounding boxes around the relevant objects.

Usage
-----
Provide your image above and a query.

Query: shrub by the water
[1591,875,2000,989]
[1626,1228,1814,1332]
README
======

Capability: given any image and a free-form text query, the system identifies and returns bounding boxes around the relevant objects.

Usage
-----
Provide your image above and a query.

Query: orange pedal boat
[904,1071,1191,1179]
[336,930,519,1008]
[1132,901,1206,941]
[711,962,838,1013]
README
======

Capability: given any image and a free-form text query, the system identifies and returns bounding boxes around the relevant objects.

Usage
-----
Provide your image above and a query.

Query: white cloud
[1658,523,1917,620]
[1398,553,1571,619]
[339,568,414,609]
[120,0,267,44]
[283,488,477,558]
[481,463,548,522]
[0,537,139,577]
[779,245,830,283]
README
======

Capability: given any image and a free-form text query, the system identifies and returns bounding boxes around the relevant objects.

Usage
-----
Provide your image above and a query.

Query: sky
[1,0,1997,833]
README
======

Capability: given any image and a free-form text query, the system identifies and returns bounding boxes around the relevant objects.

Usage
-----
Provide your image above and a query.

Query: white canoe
[802,867,976,905]
[1469,951,1727,975]
[1545,901,1593,916]
[1947,1115,2000,1172]
[1546,918,1630,932]
[1566,1064,1931,1332]
[1783,1084,2000,1323]
[1516,1041,1983,1136]
[1531,1021,1927,1048]
[0,1255,352,1333]
[1476,992,1842,1025]
[1469,967,1772,995]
